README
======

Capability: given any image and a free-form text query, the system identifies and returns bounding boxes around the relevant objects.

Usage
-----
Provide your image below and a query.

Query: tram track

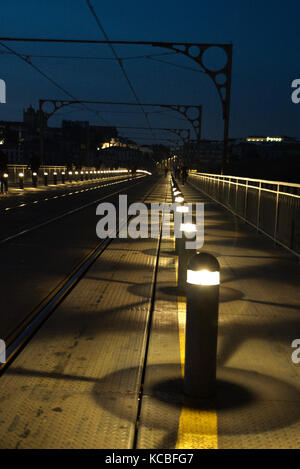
[0,176,161,378]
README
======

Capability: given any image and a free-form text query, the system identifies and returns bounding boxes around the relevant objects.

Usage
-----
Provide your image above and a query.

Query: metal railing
[188,171,300,257]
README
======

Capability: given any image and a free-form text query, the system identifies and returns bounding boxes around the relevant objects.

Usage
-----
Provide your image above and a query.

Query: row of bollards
[171,175,220,399]
[14,170,107,190]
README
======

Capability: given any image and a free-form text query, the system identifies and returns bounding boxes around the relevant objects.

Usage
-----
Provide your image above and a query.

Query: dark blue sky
[0,0,299,144]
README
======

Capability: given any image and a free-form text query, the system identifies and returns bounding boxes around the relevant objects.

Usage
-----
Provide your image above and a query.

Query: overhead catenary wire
[0,41,111,126]
[0,35,200,146]
[0,49,177,62]
[85,0,157,143]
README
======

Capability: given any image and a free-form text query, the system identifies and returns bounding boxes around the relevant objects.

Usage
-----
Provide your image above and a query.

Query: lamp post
[184,252,220,398]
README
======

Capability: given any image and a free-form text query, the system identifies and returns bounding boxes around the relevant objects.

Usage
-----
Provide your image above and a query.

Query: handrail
[191,171,300,189]
[189,171,300,257]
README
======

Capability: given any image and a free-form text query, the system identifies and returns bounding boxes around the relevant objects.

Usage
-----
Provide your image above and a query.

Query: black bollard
[32,172,37,188]
[184,252,220,398]
[3,173,8,193]
[53,172,57,185]
[44,172,48,186]
[61,172,65,184]
[19,172,24,189]
[176,223,197,292]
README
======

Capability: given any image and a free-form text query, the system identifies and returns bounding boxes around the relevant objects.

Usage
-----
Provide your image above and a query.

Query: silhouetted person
[181,166,188,185]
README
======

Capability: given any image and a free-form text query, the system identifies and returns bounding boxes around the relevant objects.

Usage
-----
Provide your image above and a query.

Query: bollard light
[2,172,8,192]
[44,172,48,186]
[184,252,220,398]
[176,205,189,213]
[18,172,24,189]
[32,172,37,187]
[180,223,197,233]
[187,269,220,286]
[61,171,66,184]
[176,223,197,290]
[53,172,58,185]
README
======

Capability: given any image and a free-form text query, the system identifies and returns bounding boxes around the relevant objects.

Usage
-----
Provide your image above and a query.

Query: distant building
[232,136,300,161]
[245,135,297,144]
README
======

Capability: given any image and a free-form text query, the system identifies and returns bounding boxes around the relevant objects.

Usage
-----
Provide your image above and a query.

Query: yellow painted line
[174,230,218,449]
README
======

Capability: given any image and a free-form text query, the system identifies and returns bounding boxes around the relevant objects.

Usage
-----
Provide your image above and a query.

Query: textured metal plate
[0,181,169,449]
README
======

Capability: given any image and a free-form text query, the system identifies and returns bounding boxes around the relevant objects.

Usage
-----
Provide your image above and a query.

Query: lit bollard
[174,203,189,230]
[53,172,57,185]
[32,172,37,188]
[68,171,73,182]
[18,172,24,189]
[75,171,79,181]
[61,171,65,184]
[3,173,8,193]
[177,223,197,292]
[80,171,84,181]
[173,189,180,203]
[175,194,184,204]
[44,172,48,186]
[184,252,220,398]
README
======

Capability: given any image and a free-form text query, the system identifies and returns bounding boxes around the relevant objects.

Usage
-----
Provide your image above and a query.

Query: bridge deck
[0,176,299,449]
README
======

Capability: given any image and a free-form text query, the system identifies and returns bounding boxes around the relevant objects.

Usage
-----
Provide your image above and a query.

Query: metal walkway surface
[0,176,300,449]
[0,179,168,449]
[174,179,300,449]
